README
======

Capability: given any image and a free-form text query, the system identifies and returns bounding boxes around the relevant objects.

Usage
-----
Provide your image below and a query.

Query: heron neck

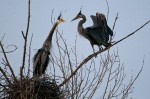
[78,15,86,27]
[78,15,86,36]
[43,22,59,50]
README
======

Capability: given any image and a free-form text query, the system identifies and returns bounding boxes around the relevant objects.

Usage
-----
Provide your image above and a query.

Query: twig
[106,0,109,21]
[0,44,17,53]
[112,13,119,31]
[121,60,144,99]
[50,9,55,25]
[0,33,6,42]
[59,19,150,87]
[0,67,11,85]
[27,33,33,78]
[22,31,25,39]
[110,13,119,42]
[0,42,17,83]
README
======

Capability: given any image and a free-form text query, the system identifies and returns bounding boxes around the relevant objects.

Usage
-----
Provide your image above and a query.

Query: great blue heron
[72,10,113,54]
[33,14,65,77]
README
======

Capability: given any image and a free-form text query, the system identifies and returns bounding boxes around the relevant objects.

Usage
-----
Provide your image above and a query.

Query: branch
[0,41,17,83]
[112,13,119,31]
[0,67,11,85]
[110,13,119,42]
[110,19,150,48]
[20,0,31,78]
[22,31,25,39]
[27,33,33,78]
[106,0,109,21]
[0,33,6,42]
[121,60,144,99]
[50,9,55,25]
[20,0,31,98]
[59,19,150,87]
[0,44,17,53]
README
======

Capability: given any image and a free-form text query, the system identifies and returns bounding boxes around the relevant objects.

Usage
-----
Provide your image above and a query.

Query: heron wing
[90,15,102,27]
[107,25,113,36]
[96,13,107,26]
[40,51,50,74]
[33,48,50,76]
[33,49,43,75]
[96,13,113,36]
[90,14,109,42]
[86,27,104,45]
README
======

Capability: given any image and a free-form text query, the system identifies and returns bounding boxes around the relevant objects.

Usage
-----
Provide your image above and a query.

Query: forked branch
[21,0,31,78]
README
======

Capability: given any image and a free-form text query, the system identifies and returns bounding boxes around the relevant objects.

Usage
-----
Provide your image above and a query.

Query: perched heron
[72,10,113,54]
[33,14,65,77]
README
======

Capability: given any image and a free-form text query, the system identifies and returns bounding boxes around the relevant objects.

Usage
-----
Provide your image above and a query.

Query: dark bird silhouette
[72,10,113,54]
[33,14,65,77]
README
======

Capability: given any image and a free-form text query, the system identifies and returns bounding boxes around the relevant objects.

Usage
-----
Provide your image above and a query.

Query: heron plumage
[72,10,113,54]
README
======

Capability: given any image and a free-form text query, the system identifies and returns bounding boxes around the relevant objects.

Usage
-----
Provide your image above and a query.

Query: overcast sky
[0,0,150,98]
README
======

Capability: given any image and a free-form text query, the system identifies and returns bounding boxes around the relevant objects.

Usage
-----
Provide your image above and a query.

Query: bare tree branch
[20,0,31,98]
[0,41,17,83]
[112,13,119,31]
[0,67,11,85]
[21,0,31,77]
[0,44,17,53]
[27,33,33,78]
[106,0,109,21]
[121,60,144,99]
[59,19,150,87]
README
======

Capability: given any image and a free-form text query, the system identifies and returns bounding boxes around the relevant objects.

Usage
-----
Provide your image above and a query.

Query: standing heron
[72,10,113,54]
[33,14,65,77]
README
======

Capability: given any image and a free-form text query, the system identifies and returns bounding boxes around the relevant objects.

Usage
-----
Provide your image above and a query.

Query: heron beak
[71,16,78,21]
[61,18,65,23]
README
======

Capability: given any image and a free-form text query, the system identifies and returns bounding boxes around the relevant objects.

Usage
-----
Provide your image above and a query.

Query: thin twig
[106,0,109,21]
[0,33,6,42]
[27,33,33,78]
[0,67,11,85]
[50,9,55,25]
[110,13,119,42]
[0,44,17,53]
[112,13,119,31]
[22,31,25,39]
[121,60,144,99]
[0,41,17,83]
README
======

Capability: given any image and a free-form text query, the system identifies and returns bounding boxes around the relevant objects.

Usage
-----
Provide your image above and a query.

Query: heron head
[57,13,65,23]
[71,10,84,21]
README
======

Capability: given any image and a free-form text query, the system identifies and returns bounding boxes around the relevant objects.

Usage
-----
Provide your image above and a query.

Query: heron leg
[103,42,111,48]
[92,45,95,54]
[109,36,112,43]
[91,44,97,57]
[98,45,103,51]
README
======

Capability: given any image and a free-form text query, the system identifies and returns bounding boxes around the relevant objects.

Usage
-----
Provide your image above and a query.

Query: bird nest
[0,77,64,99]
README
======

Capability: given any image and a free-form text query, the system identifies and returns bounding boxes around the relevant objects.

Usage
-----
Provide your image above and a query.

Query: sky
[0,0,150,98]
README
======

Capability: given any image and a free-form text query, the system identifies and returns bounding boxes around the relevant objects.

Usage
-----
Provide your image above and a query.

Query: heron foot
[94,52,97,58]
